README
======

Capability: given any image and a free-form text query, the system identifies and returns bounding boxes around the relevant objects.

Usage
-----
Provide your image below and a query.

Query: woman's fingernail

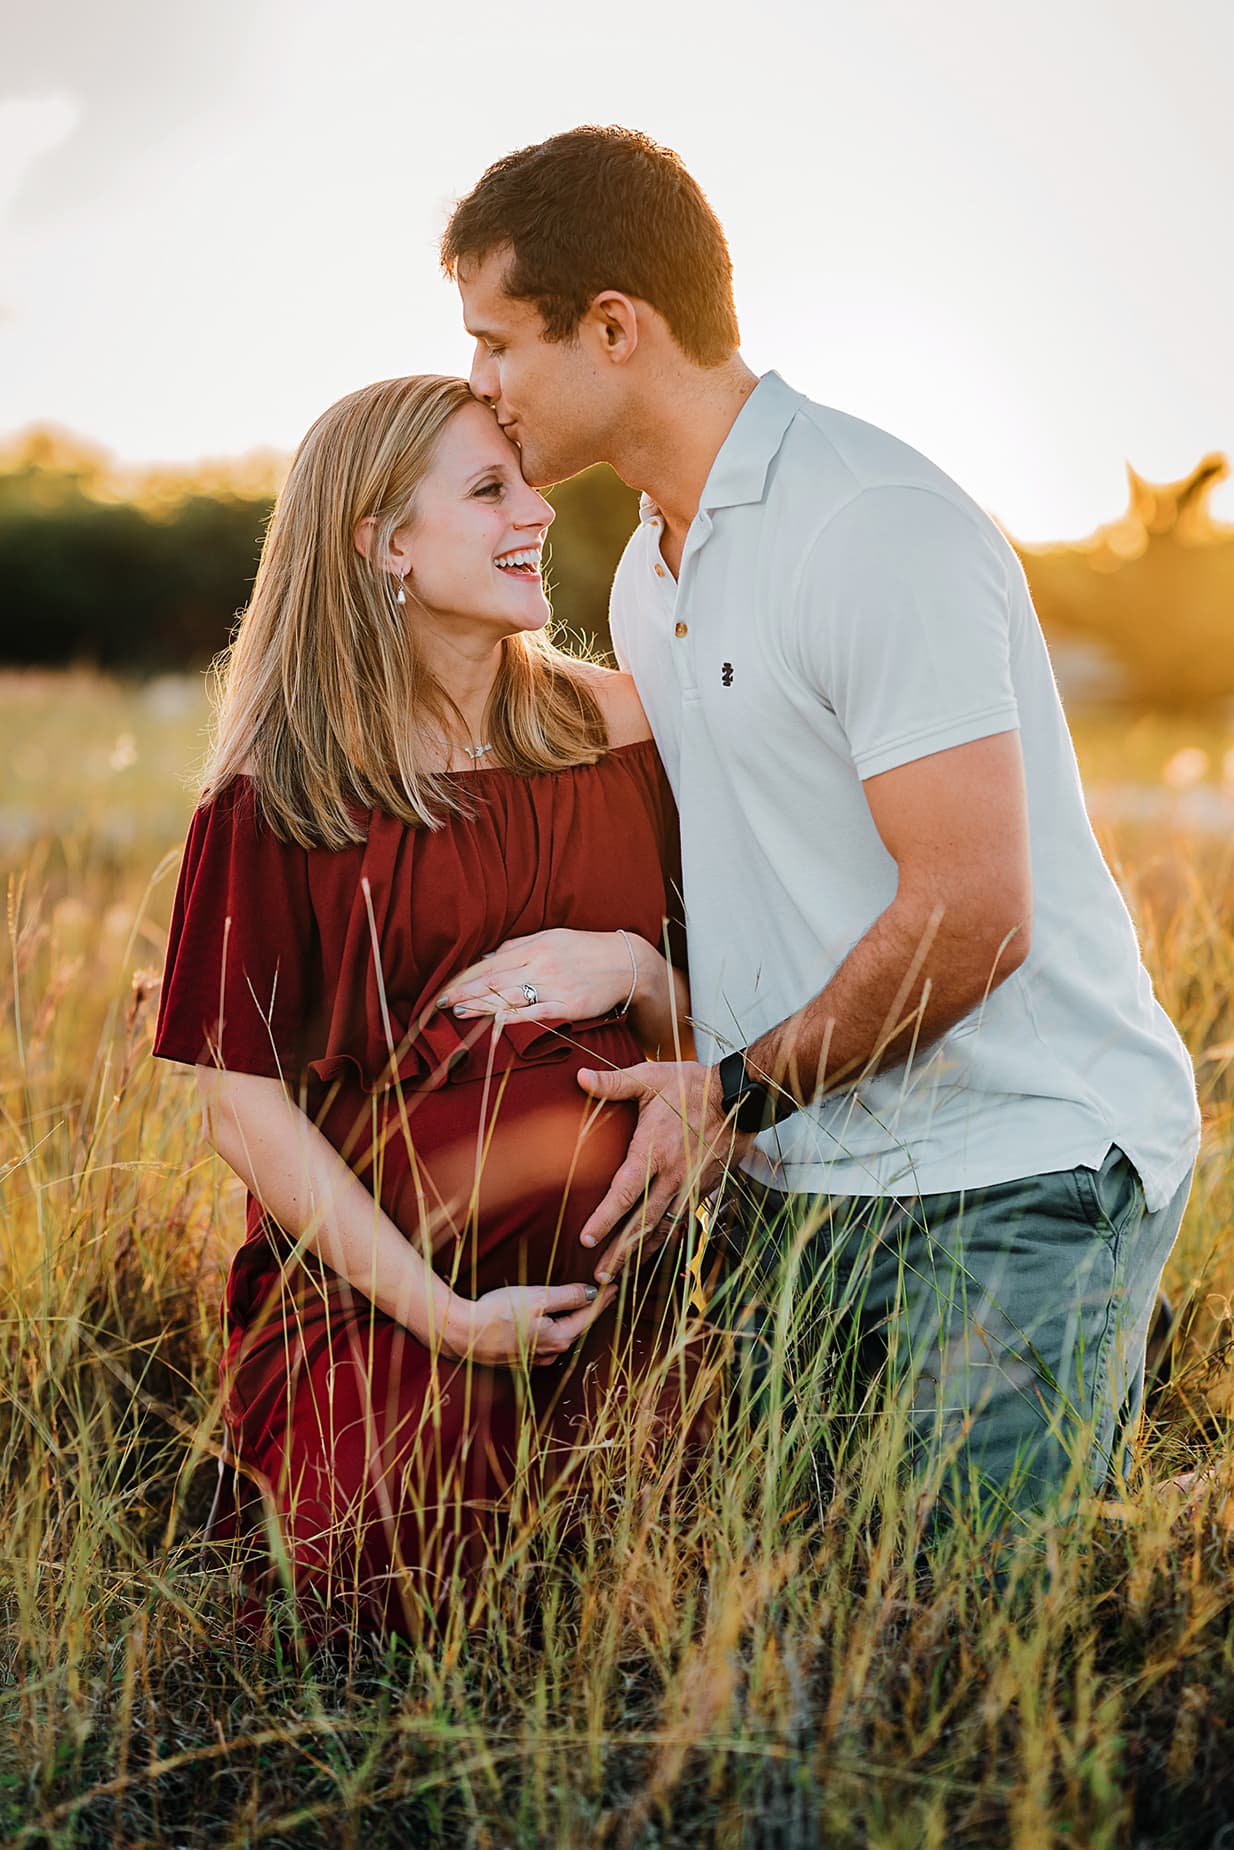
[454,1004,469,1016]
[436,995,449,1008]
[595,1269,612,1285]
[580,1233,594,1247]
[584,1285,598,1302]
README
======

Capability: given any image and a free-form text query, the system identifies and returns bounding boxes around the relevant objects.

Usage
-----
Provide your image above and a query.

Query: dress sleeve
[152,781,317,1080]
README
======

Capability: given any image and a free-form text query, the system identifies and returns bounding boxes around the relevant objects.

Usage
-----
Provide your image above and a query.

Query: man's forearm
[741,893,1028,1112]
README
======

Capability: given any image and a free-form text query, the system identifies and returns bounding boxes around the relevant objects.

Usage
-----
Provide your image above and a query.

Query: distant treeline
[1017,455,1234,711]
[0,430,637,672]
[3,430,1233,708]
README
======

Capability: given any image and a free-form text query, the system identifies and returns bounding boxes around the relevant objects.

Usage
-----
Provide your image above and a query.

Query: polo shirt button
[675,621,688,637]
[654,564,667,578]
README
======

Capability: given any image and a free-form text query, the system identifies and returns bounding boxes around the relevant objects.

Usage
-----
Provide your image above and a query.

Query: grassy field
[3,667,1234,1849]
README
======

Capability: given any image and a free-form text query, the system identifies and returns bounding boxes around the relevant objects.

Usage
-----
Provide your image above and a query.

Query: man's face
[457,248,614,488]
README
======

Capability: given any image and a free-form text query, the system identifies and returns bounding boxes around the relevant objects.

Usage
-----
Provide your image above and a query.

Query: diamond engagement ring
[521,983,539,1006]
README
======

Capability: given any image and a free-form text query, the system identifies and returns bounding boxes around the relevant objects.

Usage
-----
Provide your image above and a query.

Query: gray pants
[713,1145,1194,1523]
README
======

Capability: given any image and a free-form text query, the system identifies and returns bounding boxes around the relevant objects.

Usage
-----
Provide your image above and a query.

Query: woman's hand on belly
[437,929,637,1025]
[436,928,689,1057]
[444,1279,616,1369]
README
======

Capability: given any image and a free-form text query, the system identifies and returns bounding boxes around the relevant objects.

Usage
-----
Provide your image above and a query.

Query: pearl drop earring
[396,570,407,606]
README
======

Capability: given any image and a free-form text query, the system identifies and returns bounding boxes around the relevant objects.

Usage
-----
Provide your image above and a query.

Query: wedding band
[521,983,539,1006]
[662,1204,690,1226]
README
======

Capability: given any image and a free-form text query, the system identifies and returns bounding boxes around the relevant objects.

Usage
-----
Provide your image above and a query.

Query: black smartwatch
[717,1049,792,1134]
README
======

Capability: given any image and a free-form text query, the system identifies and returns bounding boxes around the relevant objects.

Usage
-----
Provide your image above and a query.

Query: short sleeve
[152,781,317,1080]
[798,485,1020,781]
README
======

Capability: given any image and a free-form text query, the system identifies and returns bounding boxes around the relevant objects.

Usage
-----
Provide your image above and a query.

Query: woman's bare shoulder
[569,661,652,748]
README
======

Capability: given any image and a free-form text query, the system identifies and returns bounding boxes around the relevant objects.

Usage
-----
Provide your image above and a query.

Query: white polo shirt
[609,370,1200,1211]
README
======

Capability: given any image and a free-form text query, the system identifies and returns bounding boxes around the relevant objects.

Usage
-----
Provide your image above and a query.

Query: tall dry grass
[2,670,1233,1848]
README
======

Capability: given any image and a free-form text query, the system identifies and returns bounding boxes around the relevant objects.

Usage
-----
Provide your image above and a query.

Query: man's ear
[586,290,640,365]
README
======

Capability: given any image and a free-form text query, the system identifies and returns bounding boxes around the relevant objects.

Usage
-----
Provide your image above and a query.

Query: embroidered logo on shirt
[721,662,734,687]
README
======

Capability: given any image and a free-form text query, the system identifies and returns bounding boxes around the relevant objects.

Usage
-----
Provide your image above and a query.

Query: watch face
[735,1081,770,1135]
[719,1051,770,1132]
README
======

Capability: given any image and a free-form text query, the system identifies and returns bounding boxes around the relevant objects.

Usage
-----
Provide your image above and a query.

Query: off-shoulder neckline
[229,735,660,790]
[438,735,659,780]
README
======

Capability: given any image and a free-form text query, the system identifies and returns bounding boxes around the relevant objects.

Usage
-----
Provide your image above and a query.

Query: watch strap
[718,1048,780,1134]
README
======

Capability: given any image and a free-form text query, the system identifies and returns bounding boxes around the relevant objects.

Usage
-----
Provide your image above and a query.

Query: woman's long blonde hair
[200,374,607,847]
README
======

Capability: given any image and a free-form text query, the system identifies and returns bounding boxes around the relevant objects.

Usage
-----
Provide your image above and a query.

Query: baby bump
[315,1032,642,1292]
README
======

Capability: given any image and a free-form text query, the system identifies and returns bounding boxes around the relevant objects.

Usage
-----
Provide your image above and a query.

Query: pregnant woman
[152,375,702,1644]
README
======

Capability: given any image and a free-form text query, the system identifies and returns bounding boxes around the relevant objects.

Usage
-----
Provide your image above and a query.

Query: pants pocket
[1075,1145,1145,1241]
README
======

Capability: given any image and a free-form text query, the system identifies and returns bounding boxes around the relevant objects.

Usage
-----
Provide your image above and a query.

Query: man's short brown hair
[441,125,740,368]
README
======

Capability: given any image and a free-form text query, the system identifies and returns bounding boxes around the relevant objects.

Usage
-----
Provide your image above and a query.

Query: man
[441,125,1200,1515]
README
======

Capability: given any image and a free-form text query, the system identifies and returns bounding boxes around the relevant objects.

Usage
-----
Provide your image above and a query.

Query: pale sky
[2,0,1231,540]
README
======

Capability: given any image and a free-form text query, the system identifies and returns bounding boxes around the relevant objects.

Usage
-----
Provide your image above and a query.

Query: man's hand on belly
[575,1060,754,1284]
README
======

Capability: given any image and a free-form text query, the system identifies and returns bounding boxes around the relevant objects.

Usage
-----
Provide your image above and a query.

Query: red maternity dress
[152,740,700,1642]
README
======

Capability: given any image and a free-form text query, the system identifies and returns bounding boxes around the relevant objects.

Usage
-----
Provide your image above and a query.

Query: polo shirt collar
[638,369,800,525]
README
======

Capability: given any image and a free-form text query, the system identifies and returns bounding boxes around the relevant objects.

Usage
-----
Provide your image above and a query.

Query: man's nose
[470,347,497,406]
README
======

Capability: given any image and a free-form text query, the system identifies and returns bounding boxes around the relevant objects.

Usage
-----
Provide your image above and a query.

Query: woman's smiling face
[395,400,556,641]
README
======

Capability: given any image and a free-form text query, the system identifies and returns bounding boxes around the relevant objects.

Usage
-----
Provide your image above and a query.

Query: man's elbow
[904,878,1032,986]
[981,909,1032,987]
